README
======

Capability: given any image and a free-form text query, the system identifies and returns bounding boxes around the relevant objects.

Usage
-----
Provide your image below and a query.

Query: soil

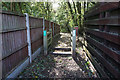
[18,33,98,78]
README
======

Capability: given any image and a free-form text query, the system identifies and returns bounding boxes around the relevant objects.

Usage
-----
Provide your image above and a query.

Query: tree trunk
[18,2,22,13]
[66,20,71,33]
[73,1,77,14]
[76,2,81,27]
[84,1,86,15]
[67,2,74,20]
[72,1,78,25]
[67,2,76,26]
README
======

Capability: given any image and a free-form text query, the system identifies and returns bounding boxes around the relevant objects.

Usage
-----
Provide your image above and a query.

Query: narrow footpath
[18,33,98,78]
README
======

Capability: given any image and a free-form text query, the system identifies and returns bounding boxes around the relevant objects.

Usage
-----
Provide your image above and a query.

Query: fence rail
[83,2,120,78]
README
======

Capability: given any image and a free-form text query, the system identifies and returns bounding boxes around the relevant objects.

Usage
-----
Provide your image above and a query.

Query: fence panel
[84,2,120,78]
[1,11,28,78]
[1,10,60,78]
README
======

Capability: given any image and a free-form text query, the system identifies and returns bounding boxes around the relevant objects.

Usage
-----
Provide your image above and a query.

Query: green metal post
[44,30,47,55]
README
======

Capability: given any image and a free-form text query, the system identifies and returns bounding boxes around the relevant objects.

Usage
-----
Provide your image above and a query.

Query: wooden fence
[0,10,60,78]
[83,2,120,78]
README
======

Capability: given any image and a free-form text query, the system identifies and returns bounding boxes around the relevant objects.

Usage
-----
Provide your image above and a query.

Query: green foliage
[2,2,54,20]
[56,2,71,32]
[2,2,95,33]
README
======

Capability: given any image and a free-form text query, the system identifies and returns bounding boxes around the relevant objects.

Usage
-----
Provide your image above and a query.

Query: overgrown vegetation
[56,1,95,33]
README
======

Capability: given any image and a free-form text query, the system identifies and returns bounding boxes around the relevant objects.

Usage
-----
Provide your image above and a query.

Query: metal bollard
[72,30,76,56]
[43,30,47,55]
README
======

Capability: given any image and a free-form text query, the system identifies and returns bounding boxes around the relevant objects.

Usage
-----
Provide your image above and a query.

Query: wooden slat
[86,28,120,45]
[1,13,43,32]
[53,47,71,51]
[30,28,43,42]
[31,36,43,43]
[85,17,120,26]
[2,30,27,60]
[86,37,120,63]
[85,2,119,18]
[86,36,120,64]
[0,10,25,17]
[47,37,52,41]
[83,45,108,78]
[50,52,72,55]
[31,39,42,53]
[0,27,27,33]
[99,2,120,13]
[2,14,26,31]
[29,17,43,29]
[29,16,43,20]
[2,46,28,78]
[2,43,28,60]
[48,40,52,47]
[86,43,120,78]
[84,6,99,18]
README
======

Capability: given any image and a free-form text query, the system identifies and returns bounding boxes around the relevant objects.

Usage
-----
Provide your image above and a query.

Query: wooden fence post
[72,30,76,56]
[43,30,47,55]
[43,17,45,30]
[0,12,2,79]
[24,13,32,63]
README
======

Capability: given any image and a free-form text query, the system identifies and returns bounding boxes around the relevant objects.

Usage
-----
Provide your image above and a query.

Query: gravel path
[18,33,98,78]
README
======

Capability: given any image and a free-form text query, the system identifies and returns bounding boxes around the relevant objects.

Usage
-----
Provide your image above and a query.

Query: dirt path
[18,33,98,78]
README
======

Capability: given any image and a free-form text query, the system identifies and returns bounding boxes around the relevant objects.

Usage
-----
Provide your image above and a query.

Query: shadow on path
[18,33,91,78]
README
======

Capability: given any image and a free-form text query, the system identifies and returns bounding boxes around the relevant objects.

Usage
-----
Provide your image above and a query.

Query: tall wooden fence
[0,10,60,78]
[83,2,120,78]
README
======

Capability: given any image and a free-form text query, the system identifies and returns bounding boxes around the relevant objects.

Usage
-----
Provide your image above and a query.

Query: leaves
[35,76,38,78]
[2,2,53,20]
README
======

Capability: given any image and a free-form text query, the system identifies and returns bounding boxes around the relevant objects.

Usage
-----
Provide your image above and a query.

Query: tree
[2,2,53,20]
[2,2,96,34]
